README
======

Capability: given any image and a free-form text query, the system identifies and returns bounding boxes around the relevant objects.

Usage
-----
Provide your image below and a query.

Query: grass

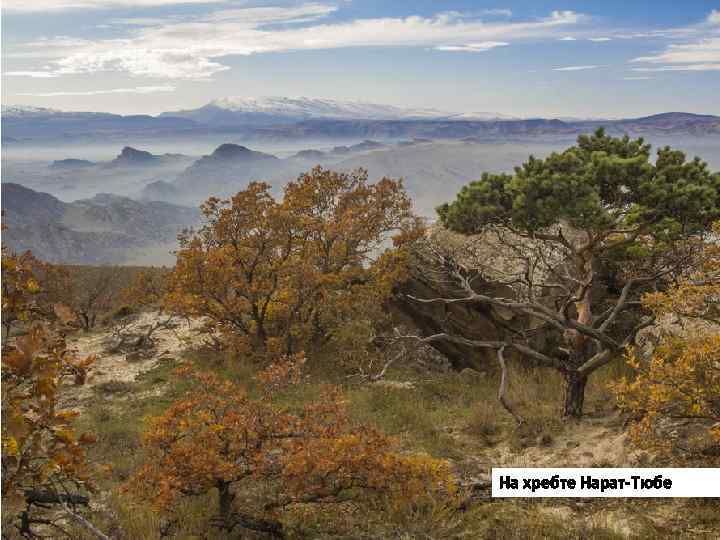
[60,342,715,539]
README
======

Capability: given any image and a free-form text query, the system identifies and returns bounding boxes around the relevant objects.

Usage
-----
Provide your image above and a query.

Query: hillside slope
[1,183,199,264]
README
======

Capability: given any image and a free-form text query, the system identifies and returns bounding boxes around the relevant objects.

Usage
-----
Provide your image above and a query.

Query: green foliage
[438,129,719,244]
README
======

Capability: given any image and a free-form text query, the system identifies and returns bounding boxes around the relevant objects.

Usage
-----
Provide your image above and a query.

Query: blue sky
[2,1,719,117]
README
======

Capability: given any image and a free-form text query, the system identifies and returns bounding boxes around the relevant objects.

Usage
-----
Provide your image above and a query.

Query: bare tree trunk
[497,346,524,425]
[217,481,235,523]
[562,370,587,418]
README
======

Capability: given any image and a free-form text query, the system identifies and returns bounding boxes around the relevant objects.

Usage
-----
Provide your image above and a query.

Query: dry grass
[58,338,716,539]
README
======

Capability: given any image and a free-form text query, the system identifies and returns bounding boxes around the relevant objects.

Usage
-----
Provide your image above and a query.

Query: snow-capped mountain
[446,111,520,121]
[2,105,63,118]
[160,96,465,125]
[212,96,448,119]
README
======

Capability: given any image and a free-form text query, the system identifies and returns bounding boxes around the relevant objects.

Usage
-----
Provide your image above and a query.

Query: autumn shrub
[164,167,422,362]
[1,324,97,536]
[1,242,106,537]
[614,227,720,462]
[615,334,720,462]
[124,358,457,537]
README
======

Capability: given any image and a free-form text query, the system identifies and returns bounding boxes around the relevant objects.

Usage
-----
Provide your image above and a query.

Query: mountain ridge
[1,183,199,264]
[3,101,718,141]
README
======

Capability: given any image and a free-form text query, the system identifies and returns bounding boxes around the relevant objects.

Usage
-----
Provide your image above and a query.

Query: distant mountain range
[3,99,718,143]
[1,183,199,264]
[4,131,720,264]
[159,96,519,125]
[1,106,197,142]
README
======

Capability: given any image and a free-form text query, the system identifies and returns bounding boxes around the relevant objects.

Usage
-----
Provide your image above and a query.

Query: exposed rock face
[208,143,268,160]
[105,146,189,168]
[112,146,158,166]
[1,183,199,264]
[392,240,536,371]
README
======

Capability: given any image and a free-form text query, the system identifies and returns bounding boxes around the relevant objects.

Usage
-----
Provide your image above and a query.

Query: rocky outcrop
[105,146,189,168]
[391,240,538,371]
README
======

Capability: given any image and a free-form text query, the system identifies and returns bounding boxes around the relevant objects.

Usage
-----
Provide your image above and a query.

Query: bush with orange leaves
[2,245,99,537]
[614,227,720,462]
[164,167,423,360]
[125,357,456,537]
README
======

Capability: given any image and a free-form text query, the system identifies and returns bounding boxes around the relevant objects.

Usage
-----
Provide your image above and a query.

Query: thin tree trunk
[497,346,524,425]
[217,481,235,524]
[562,370,587,418]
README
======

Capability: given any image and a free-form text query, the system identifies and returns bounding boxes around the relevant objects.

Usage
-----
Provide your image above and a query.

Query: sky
[2,1,719,117]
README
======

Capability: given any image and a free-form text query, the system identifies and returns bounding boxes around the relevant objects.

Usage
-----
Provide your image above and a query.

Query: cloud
[588,37,612,42]
[2,0,226,11]
[632,63,720,72]
[553,65,598,71]
[435,41,509,52]
[558,36,576,41]
[107,17,179,26]
[631,37,720,71]
[708,10,720,25]
[17,85,176,96]
[200,4,337,24]
[480,9,512,17]
[4,71,59,78]
[9,7,582,80]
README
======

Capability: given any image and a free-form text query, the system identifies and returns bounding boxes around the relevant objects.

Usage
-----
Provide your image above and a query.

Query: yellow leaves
[165,167,417,361]
[614,227,720,462]
[615,333,720,461]
[26,278,41,293]
[1,323,96,500]
[3,436,19,457]
[127,367,456,527]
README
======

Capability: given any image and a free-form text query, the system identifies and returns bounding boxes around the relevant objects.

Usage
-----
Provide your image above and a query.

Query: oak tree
[1,245,100,537]
[165,167,421,360]
[125,359,455,537]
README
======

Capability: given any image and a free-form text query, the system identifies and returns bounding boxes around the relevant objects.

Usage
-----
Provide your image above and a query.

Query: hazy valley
[3,100,719,265]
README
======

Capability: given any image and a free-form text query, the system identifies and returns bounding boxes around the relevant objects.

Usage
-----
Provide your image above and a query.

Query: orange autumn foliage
[2,327,96,501]
[125,360,455,536]
[1,245,97,534]
[164,167,422,359]
[614,225,720,461]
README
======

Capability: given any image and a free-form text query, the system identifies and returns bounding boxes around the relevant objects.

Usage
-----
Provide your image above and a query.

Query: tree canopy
[166,166,421,359]
[417,130,720,417]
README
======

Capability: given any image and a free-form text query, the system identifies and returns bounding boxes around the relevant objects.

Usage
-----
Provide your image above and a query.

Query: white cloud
[18,85,176,96]
[588,37,612,42]
[201,4,337,24]
[2,0,226,11]
[4,71,59,78]
[107,17,178,26]
[553,65,598,71]
[708,10,720,25]
[631,37,720,71]
[480,9,512,17]
[558,36,576,41]
[632,64,720,72]
[435,41,509,52]
[11,7,582,79]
